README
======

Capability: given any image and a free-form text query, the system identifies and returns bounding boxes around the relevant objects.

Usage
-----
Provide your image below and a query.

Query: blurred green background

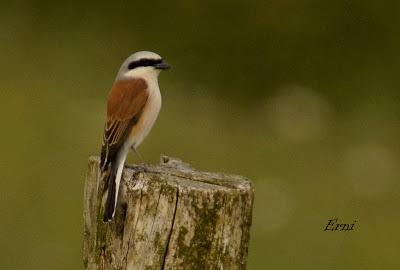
[1,1,399,269]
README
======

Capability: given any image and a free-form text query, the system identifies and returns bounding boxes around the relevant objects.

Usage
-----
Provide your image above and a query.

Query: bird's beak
[154,60,170,70]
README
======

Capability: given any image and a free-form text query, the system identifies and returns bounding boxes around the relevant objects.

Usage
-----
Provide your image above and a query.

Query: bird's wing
[100,78,148,171]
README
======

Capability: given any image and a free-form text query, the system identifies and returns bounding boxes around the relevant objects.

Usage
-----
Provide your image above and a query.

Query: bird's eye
[128,58,163,70]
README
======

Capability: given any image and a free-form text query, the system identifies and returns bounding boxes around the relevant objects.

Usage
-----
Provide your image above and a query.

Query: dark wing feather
[100,78,148,171]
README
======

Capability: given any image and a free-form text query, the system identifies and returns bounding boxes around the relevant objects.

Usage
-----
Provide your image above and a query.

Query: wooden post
[83,156,254,270]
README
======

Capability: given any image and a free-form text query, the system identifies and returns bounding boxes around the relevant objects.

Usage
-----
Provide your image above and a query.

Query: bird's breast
[128,85,161,148]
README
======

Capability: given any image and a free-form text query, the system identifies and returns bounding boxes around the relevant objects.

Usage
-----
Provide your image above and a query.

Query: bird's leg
[131,146,149,173]
[132,146,144,162]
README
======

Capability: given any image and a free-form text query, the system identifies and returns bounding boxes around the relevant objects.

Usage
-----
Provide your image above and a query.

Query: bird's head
[117,51,170,80]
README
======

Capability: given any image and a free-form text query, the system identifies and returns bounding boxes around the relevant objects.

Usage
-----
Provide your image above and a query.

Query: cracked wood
[83,156,254,270]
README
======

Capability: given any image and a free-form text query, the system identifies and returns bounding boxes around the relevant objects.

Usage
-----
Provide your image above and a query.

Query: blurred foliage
[1,0,399,269]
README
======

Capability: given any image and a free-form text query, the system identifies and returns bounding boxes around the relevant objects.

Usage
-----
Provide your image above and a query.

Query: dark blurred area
[1,1,399,269]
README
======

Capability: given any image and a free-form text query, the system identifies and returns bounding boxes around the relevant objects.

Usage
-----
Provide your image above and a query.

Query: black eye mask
[128,58,163,70]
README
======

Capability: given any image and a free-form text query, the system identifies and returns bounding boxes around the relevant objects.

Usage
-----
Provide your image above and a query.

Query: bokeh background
[1,1,399,269]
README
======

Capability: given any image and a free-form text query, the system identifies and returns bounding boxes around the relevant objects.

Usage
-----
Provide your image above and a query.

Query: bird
[100,51,170,222]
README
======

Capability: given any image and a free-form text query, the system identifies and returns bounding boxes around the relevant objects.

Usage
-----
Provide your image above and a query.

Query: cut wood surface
[83,156,254,270]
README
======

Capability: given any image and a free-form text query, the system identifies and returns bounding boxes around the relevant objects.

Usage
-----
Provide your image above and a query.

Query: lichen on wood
[83,156,254,270]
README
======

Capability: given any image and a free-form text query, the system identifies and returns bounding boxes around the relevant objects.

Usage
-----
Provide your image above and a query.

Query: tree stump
[83,156,254,270]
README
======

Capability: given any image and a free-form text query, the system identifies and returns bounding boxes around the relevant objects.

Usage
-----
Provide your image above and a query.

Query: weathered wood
[83,156,254,270]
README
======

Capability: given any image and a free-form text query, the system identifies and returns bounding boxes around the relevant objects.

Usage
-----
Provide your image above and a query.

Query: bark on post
[83,156,254,270]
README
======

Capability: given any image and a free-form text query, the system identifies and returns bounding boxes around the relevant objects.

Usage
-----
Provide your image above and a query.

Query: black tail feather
[103,164,118,222]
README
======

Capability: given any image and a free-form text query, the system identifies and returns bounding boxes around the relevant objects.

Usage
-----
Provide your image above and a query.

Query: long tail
[103,160,124,222]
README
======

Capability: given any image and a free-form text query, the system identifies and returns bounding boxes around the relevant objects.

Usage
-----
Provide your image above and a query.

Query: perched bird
[100,51,170,221]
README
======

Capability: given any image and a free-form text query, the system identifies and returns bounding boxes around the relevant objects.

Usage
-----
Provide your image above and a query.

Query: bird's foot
[134,164,150,173]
